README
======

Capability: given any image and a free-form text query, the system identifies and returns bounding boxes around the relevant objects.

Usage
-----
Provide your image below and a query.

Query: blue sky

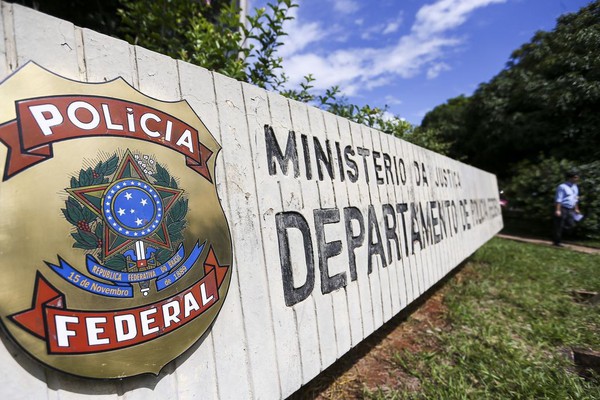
[250,0,593,125]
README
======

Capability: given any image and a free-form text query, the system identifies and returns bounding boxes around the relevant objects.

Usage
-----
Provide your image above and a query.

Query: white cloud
[382,20,401,35]
[281,0,505,94]
[370,35,459,78]
[364,76,392,90]
[360,25,382,40]
[382,111,398,122]
[359,14,403,39]
[426,62,451,79]
[412,0,506,38]
[284,50,371,94]
[330,0,360,14]
[278,8,325,59]
[384,95,403,105]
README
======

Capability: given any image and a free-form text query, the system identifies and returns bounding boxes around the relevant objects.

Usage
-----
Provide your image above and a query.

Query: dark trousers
[553,207,575,244]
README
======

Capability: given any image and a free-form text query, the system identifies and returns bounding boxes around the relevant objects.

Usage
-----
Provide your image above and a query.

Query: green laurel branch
[65,155,119,252]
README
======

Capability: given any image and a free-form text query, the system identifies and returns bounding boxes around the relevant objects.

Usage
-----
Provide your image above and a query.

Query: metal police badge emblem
[0,63,232,378]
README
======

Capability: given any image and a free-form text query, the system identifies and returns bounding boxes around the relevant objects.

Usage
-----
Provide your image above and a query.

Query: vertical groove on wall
[229,87,256,400]
[323,112,352,357]
[204,68,221,400]
[210,71,253,400]
[240,84,284,399]
[291,306,305,383]
[365,126,394,324]
[229,81,254,400]
[131,46,139,90]
[339,118,365,346]
[1,2,15,72]
[342,119,371,342]
[332,116,363,349]
[74,27,86,81]
[275,175,304,387]
[389,133,410,310]
[348,121,377,337]
[287,101,320,381]
[372,129,396,317]
[267,90,304,393]
[362,125,389,328]
[303,106,328,370]
[0,1,5,77]
[171,60,185,400]
[379,128,401,317]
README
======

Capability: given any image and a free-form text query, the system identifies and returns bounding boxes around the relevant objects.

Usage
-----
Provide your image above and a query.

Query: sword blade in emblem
[135,240,151,296]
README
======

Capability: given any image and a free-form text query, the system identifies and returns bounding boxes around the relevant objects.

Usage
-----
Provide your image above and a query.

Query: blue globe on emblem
[101,178,164,238]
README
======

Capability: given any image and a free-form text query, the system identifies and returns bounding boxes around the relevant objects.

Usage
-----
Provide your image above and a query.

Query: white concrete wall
[0,3,502,399]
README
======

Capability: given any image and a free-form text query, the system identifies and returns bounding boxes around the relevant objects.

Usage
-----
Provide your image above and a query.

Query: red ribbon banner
[0,95,213,182]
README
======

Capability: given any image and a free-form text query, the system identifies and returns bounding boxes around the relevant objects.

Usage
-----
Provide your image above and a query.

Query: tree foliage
[421,1,600,237]
[422,1,600,177]
[418,95,470,158]
[118,0,295,91]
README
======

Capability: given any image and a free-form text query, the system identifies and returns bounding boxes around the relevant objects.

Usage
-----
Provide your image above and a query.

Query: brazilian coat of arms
[0,62,232,378]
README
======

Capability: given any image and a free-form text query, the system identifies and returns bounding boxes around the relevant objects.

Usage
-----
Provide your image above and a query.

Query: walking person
[553,170,581,246]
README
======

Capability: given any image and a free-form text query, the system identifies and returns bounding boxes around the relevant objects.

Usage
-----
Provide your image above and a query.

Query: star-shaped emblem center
[66,151,184,258]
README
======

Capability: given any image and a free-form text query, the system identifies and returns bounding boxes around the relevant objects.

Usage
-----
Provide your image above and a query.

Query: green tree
[118,0,295,91]
[422,1,600,177]
[420,1,600,237]
[419,95,471,159]
[505,1,600,163]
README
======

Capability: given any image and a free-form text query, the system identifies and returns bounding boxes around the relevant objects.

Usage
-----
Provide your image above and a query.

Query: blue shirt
[555,182,579,209]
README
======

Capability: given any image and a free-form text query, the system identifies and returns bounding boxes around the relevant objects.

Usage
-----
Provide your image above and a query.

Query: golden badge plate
[0,63,232,378]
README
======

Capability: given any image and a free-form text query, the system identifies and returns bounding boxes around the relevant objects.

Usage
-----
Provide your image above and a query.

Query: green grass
[366,238,600,399]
